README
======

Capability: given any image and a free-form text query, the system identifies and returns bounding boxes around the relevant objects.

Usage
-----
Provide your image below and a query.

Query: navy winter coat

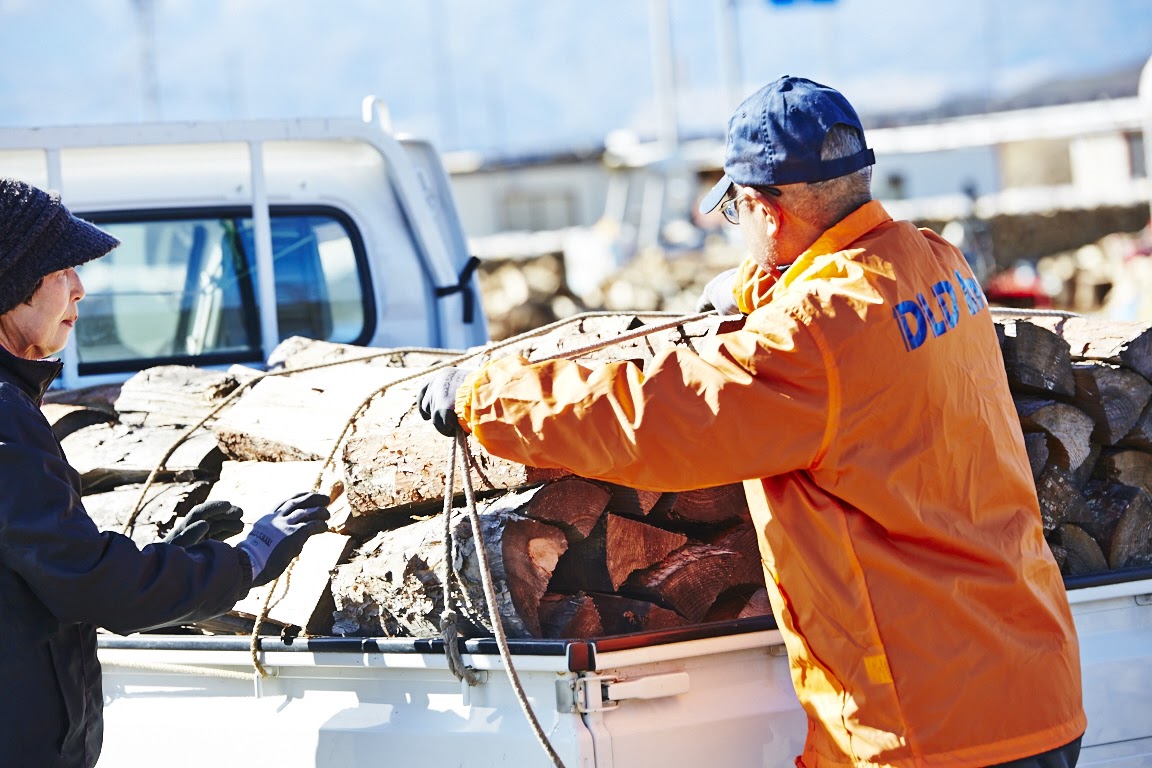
[0,347,251,768]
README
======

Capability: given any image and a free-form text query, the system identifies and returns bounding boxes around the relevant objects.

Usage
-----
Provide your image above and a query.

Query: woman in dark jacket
[0,177,331,768]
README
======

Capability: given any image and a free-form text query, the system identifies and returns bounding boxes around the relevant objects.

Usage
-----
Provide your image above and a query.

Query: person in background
[418,77,1085,767]
[0,177,331,768]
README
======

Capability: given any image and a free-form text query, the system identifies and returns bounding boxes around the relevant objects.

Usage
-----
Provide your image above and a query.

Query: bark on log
[114,365,242,426]
[340,425,567,517]
[83,480,212,547]
[1023,432,1050,482]
[1035,466,1091,533]
[1070,363,1152,445]
[1081,481,1152,569]
[548,513,688,593]
[995,319,1075,396]
[61,422,223,493]
[40,403,115,441]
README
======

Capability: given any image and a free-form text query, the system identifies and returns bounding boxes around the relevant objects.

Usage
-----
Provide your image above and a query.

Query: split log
[83,480,212,548]
[61,422,223,494]
[1094,450,1152,498]
[621,542,741,623]
[340,425,567,517]
[1069,363,1152,445]
[603,484,668,518]
[1026,316,1152,381]
[267,336,460,373]
[203,460,340,525]
[1015,398,1095,474]
[330,487,569,639]
[650,483,749,526]
[40,402,115,441]
[1119,400,1152,451]
[995,319,1075,396]
[514,478,609,542]
[707,520,766,589]
[1081,482,1152,570]
[230,532,352,633]
[1053,523,1109,576]
[548,514,688,593]
[588,593,690,635]
[704,585,773,622]
[114,365,243,426]
[538,593,604,639]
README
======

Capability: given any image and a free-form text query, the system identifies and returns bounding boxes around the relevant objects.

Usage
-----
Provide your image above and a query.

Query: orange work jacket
[455,200,1085,767]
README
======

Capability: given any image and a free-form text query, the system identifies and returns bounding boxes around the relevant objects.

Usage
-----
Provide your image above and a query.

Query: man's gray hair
[778,124,872,228]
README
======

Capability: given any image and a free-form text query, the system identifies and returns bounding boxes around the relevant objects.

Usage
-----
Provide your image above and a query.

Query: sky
[1,0,1151,157]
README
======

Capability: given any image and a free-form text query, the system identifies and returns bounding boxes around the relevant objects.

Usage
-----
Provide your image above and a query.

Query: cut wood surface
[231,531,351,632]
[548,513,688,593]
[621,542,741,623]
[652,483,749,526]
[1094,450,1152,498]
[537,593,604,639]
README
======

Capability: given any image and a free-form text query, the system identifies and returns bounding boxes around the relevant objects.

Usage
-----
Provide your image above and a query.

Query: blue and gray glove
[418,367,472,437]
[163,500,245,547]
[237,492,331,587]
[695,267,741,315]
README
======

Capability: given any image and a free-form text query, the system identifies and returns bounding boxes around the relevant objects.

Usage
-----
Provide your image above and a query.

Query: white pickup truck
[5,109,1151,767]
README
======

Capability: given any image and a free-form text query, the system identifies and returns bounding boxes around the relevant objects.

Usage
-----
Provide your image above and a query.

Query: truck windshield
[75,208,369,373]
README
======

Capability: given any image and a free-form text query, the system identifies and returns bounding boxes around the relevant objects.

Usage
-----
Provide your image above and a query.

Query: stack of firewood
[996,313,1152,576]
[48,310,1152,642]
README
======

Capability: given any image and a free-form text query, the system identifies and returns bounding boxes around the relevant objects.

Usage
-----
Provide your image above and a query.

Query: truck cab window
[75,209,368,373]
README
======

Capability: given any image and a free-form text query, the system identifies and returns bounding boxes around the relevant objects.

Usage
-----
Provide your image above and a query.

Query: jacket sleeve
[0,411,251,635]
[458,304,834,491]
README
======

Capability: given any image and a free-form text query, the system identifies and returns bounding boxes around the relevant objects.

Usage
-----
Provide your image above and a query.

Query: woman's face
[0,268,85,360]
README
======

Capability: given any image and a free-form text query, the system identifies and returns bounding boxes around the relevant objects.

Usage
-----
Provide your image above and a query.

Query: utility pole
[648,0,679,150]
[132,0,162,120]
[717,0,744,112]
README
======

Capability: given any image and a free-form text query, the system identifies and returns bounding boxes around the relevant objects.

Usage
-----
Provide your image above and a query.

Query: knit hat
[700,76,875,215]
[0,178,120,315]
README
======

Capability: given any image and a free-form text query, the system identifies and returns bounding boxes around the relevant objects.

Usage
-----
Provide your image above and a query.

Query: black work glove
[236,492,331,587]
[695,267,741,315]
[418,367,472,437]
[163,500,245,547]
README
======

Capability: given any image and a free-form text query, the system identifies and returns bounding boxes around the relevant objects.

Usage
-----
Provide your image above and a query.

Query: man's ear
[748,189,781,238]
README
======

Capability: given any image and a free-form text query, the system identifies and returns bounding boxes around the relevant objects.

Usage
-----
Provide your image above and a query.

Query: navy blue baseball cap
[700,76,875,215]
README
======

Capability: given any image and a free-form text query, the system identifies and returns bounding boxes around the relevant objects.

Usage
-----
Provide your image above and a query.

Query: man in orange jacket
[419,76,1085,768]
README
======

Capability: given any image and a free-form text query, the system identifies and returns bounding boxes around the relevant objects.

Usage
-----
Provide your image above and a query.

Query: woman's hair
[16,276,43,308]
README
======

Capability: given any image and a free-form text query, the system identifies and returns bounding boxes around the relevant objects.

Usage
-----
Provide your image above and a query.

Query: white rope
[449,432,566,768]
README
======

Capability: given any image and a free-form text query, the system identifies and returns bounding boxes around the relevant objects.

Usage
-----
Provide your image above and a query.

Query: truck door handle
[605,672,691,702]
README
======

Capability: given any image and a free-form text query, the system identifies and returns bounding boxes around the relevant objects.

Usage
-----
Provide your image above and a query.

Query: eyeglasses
[720,185,782,225]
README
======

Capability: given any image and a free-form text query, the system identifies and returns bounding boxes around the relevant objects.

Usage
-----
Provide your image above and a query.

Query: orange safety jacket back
[455,200,1085,767]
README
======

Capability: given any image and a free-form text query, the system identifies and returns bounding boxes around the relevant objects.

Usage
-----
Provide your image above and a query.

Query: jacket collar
[0,344,63,404]
[801,199,891,259]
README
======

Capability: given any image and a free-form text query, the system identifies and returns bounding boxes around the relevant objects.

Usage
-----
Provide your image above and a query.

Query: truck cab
[0,98,487,390]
